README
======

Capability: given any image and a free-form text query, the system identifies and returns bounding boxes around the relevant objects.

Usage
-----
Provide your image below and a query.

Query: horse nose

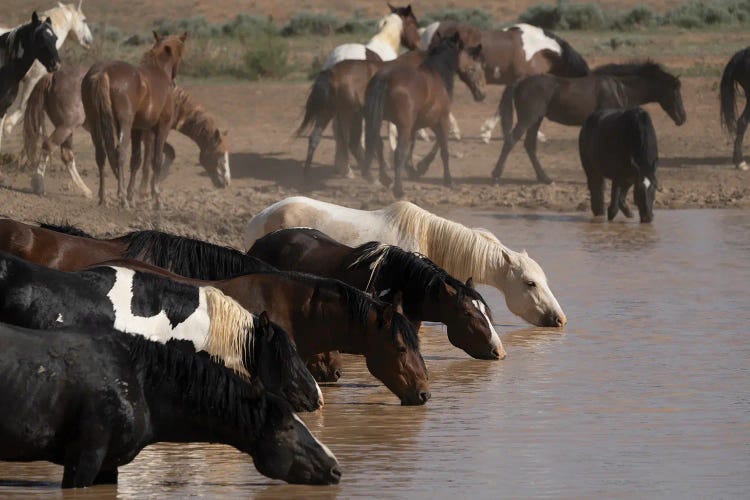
[491,347,506,360]
[329,465,342,484]
[333,369,342,381]
[419,391,431,404]
[555,315,567,327]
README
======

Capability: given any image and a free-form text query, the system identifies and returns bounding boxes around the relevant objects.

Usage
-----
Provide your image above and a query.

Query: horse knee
[61,147,75,164]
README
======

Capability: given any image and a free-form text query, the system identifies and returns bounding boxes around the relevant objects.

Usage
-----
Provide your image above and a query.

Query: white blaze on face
[293,414,337,461]
[106,267,211,346]
[509,23,562,62]
[472,299,502,349]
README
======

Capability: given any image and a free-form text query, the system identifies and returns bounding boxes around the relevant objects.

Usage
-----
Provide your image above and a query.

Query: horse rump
[81,68,118,170]
[296,69,334,136]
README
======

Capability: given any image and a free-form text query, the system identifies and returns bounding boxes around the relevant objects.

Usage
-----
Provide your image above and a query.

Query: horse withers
[579,107,659,223]
[0,323,340,487]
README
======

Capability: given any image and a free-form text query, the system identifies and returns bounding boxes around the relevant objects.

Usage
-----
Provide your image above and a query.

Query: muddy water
[2,210,749,498]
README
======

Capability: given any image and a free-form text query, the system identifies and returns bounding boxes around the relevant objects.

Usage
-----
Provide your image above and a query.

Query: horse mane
[39,221,94,238]
[594,60,680,87]
[203,286,255,378]
[172,86,225,154]
[125,329,268,439]
[383,201,510,282]
[541,29,590,77]
[121,230,278,279]
[349,242,492,319]
[422,35,460,95]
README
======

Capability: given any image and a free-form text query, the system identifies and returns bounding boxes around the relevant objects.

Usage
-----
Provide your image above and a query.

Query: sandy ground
[1,74,749,249]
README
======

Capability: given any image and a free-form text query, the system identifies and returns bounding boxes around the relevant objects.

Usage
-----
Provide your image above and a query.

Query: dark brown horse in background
[363,32,485,197]
[720,47,750,171]
[82,32,187,209]
[491,62,686,184]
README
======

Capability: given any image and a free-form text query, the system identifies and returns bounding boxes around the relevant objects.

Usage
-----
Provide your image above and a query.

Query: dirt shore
[1,74,748,249]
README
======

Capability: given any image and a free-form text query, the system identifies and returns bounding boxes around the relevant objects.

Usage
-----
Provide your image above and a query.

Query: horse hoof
[31,175,45,195]
[737,161,749,171]
[393,187,405,199]
[379,175,392,188]
[480,134,492,145]
[443,178,454,189]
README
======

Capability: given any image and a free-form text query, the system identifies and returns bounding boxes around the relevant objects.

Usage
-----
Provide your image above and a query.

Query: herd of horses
[0,1,748,489]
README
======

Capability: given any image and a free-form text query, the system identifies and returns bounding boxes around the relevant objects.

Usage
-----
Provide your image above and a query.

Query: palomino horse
[82,32,187,209]
[243,197,567,328]
[23,66,230,197]
[248,227,506,360]
[422,21,590,142]
[0,220,431,404]
[492,62,686,184]
[0,12,61,118]
[720,47,750,170]
[322,4,420,69]
[579,107,659,223]
[0,324,340,487]
[0,250,323,413]
[0,2,93,155]
[363,32,486,197]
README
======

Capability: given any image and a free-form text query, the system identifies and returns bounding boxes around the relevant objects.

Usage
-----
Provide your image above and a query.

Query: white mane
[366,13,403,56]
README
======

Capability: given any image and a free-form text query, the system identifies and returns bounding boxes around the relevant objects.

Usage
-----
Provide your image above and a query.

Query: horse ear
[405,5,413,16]
[214,129,222,141]
[153,31,161,42]
[443,281,458,296]
[180,32,188,42]
[32,11,40,24]
[387,2,396,13]
[78,0,83,10]
[392,291,404,315]
[466,277,475,289]
[44,17,53,26]
[471,44,483,58]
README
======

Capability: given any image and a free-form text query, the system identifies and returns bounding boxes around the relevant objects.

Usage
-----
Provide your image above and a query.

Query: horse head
[306,351,343,382]
[199,129,231,188]
[457,41,487,102]
[63,1,94,49]
[150,31,188,81]
[660,74,686,126]
[388,4,420,50]
[30,13,62,73]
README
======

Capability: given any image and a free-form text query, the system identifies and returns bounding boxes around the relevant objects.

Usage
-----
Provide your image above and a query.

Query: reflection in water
[2,210,749,497]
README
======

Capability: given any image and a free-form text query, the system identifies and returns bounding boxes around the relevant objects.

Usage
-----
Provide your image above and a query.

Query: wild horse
[720,47,750,170]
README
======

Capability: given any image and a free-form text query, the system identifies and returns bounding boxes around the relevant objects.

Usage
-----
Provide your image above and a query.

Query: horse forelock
[203,286,254,379]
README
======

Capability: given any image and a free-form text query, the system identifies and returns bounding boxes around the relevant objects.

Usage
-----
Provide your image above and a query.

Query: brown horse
[81,32,187,209]
[0,220,430,403]
[363,32,485,197]
[425,21,590,142]
[24,68,229,198]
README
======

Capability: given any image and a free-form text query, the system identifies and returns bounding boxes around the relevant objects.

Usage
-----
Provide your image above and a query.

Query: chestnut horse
[24,65,229,197]
[81,32,187,209]
[363,32,485,197]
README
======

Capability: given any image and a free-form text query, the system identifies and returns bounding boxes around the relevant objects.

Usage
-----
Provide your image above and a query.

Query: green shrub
[519,3,605,30]
[222,14,277,37]
[242,34,290,79]
[610,6,656,30]
[281,12,341,36]
[421,8,496,29]
[153,16,221,38]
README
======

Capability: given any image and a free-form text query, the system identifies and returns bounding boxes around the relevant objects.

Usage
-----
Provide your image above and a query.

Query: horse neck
[617,75,662,107]
[43,8,71,47]
[424,49,458,96]
[173,90,223,155]
[306,282,368,355]
[370,20,402,53]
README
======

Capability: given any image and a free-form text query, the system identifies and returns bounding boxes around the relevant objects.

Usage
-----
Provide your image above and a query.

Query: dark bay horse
[0,12,61,118]
[0,250,322,412]
[720,47,750,170]
[24,65,230,197]
[492,61,686,184]
[82,32,187,209]
[364,32,485,197]
[248,227,505,360]
[0,221,430,404]
[0,323,340,487]
[579,107,659,222]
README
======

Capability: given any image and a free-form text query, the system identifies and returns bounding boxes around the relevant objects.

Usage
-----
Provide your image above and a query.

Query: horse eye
[527,281,537,288]
[397,346,407,353]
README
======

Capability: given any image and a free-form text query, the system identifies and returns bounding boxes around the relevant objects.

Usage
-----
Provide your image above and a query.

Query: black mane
[594,61,680,87]
[422,34,461,96]
[39,221,95,238]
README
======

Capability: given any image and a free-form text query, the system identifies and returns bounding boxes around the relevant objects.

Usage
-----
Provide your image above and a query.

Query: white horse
[243,197,567,328]
[0,1,93,155]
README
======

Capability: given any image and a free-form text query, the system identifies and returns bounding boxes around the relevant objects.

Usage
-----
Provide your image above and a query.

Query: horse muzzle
[46,60,62,73]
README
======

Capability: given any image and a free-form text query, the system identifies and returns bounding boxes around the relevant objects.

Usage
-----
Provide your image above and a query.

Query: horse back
[248,228,352,276]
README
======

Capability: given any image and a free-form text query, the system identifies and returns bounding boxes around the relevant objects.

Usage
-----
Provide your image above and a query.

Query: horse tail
[22,73,53,164]
[720,49,748,134]
[543,29,590,77]
[364,75,389,163]
[499,83,516,138]
[296,69,333,137]
[631,108,658,176]
[84,71,118,168]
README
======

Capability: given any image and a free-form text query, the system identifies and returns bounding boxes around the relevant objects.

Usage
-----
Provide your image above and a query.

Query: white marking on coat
[493,66,501,79]
[472,299,502,349]
[508,23,561,62]
[15,42,23,60]
[378,288,391,298]
[106,267,211,347]
[643,178,651,189]
[56,314,63,323]
[293,414,337,460]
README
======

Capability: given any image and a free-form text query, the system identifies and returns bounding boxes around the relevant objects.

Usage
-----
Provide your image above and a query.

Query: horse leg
[60,135,93,199]
[608,181,623,221]
[114,121,133,209]
[448,113,462,141]
[434,118,453,188]
[150,123,170,210]
[30,125,68,195]
[333,117,353,179]
[480,111,501,144]
[586,174,605,217]
[523,118,552,184]
[94,139,107,206]
[127,130,143,206]
[62,423,111,489]
[415,141,440,177]
[619,182,634,218]
[734,103,750,170]
[348,115,365,172]
[139,131,154,200]
[491,124,525,183]
[93,468,118,485]
[392,129,412,198]
[404,139,418,179]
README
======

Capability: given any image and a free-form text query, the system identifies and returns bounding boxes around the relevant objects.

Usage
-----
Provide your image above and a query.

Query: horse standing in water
[249,227,505,360]
[0,323,341,487]
[421,21,590,142]
[720,47,750,170]
[244,197,567,328]
[24,65,230,197]
[363,33,486,197]
[492,61,686,184]
[579,107,659,223]
[0,2,92,155]
[82,32,187,209]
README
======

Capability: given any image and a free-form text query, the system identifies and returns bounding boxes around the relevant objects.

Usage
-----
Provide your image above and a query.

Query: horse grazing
[720,47,750,170]
[491,61,686,184]
[0,12,61,119]
[579,107,659,223]
[0,251,323,412]
[0,2,92,155]
[363,32,486,197]
[322,4,420,69]
[24,66,229,197]
[0,323,341,487]
[421,21,590,142]
[248,227,506,360]
[244,197,567,328]
[82,32,187,209]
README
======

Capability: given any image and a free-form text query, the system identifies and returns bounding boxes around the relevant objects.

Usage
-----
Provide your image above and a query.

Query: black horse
[720,47,750,170]
[0,322,341,488]
[0,251,322,412]
[492,61,686,184]
[579,107,659,223]
[0,12,61,117]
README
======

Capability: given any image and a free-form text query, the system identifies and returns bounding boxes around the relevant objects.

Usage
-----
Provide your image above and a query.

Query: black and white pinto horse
[579,107,659,223]
[0,12,61,117]
[0,251,323,412]
[0,323,341,488]
[720,47,750,170]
